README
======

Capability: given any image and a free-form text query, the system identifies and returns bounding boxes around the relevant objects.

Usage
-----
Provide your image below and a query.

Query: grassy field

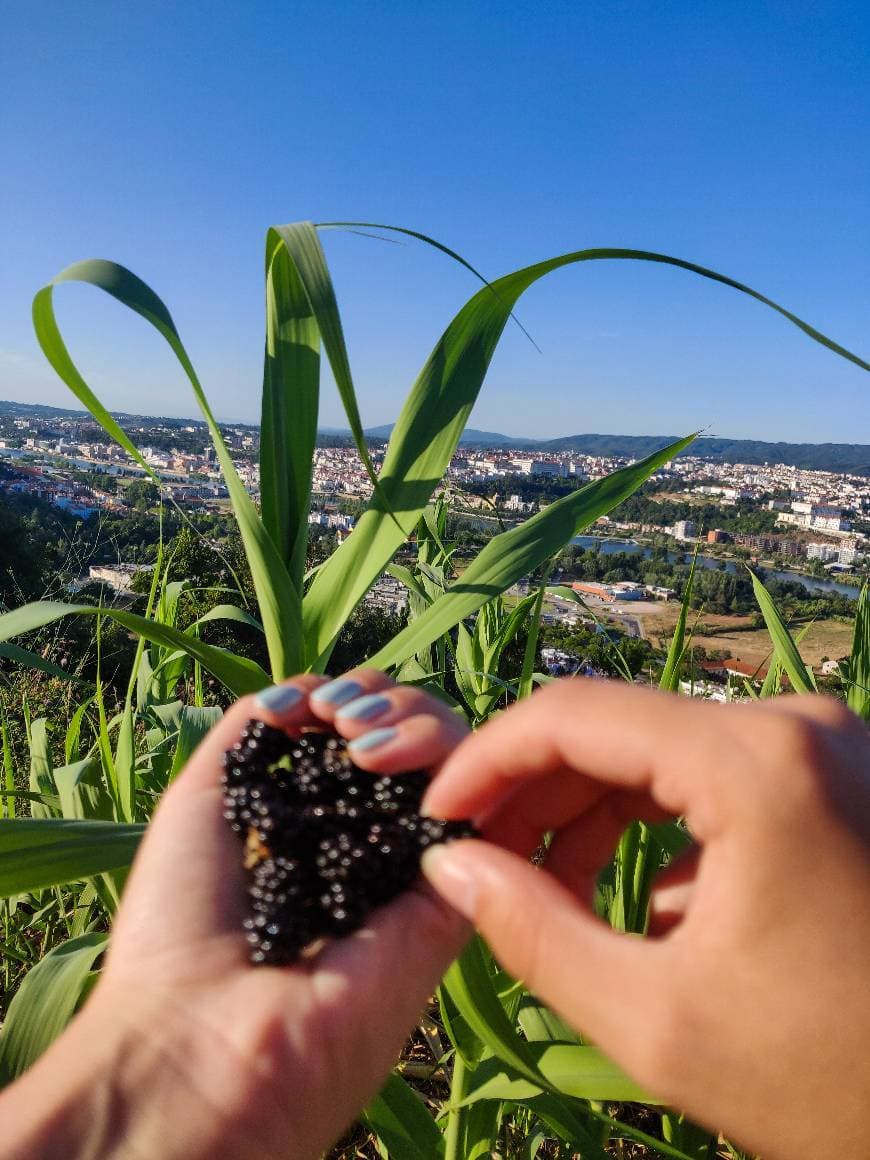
[637,602,854,668]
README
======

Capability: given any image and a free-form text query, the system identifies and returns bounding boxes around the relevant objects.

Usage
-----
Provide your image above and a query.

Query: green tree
[124,479,160,511]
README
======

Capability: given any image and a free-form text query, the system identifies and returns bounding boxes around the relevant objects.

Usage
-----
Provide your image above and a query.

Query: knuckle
[230,693,261,724]
[798,694,858,732]
[355,666,393,687]
[766,698,856,811]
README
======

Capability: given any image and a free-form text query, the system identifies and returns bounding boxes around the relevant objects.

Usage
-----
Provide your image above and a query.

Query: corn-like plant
[0,222,867,1158]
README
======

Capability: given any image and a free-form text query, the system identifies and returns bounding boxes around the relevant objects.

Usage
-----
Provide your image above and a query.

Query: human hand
[3,671,469,1160]
[420,680,870,1160]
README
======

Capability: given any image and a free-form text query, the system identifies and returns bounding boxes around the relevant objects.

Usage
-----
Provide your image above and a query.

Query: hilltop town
[2,402,867,579]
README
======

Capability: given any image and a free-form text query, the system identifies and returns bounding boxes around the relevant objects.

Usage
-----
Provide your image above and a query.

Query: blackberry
[220,720,477,965]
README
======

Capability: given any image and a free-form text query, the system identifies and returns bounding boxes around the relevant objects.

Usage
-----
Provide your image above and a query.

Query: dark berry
[221,721,476,965]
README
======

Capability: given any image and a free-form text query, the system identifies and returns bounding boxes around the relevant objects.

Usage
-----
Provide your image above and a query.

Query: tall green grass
[0,222,867,1158]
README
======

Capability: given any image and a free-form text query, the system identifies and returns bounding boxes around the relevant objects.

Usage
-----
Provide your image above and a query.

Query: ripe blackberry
[221,720,477,965]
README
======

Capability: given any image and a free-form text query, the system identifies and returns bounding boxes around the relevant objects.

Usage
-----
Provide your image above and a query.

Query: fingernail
[337,694,391,721]
[420,845,478,921]
[254,684,303,714]
[347,727,397,752]
[311,678,363,706]
[419,786,446,818]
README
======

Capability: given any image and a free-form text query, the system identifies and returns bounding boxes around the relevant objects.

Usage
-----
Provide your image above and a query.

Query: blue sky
[1,1,868,441]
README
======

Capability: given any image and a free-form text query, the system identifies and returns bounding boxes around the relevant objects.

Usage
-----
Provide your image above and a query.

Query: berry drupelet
[221,721,477,965]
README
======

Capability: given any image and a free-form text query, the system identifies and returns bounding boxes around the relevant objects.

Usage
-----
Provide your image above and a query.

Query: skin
[1,671,469,1160]
[4,673,869,1159]
[420,680,870,1160]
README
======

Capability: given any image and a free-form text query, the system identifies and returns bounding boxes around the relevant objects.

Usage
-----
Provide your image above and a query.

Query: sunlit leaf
[0,932,109,1086]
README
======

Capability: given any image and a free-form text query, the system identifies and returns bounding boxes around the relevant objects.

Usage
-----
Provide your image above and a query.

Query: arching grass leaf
[0,932,109,1086]
[0,819,144,897]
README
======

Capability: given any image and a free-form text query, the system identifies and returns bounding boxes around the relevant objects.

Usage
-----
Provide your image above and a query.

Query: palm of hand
[95,678,467,1160]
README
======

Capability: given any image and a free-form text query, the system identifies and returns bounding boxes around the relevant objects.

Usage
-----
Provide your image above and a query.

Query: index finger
[422,679,748,842]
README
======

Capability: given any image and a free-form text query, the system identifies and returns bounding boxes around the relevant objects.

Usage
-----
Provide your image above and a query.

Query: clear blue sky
[2,1,868,442]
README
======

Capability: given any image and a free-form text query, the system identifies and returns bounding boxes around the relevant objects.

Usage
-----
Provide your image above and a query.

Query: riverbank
[569,534,863,601]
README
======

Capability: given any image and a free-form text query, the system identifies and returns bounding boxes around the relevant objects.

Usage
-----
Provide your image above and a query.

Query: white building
[673,519,697,541]
[510,459,569,477]
[88,564,148,592]
[806,543,839,563]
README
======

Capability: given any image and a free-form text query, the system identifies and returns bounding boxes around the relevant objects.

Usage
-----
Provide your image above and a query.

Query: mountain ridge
[2,401,868,474]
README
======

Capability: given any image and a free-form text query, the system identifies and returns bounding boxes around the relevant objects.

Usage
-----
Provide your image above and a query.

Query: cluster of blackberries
[221,720,476,965]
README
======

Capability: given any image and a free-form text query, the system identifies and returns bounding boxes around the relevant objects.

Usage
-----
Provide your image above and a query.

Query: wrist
[0,988,257,1160]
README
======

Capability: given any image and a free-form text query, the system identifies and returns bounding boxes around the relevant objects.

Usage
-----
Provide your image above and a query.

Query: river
[570,535,860,601]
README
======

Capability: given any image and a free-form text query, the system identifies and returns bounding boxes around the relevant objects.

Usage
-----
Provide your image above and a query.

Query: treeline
[0,490,400,700]
[0,491,89,607]
[558,546,855,618]
[539,621,653,679]
[608,492,779,534]
[536,433,870,476]
[461,477,780,536]
[461,476,579,505]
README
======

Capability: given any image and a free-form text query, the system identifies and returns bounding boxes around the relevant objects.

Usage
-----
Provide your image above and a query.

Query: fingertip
[347,713,463,775]
[420,840,482,922]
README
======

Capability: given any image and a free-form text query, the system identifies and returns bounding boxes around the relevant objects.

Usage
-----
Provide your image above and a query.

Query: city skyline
[4,393,870,463]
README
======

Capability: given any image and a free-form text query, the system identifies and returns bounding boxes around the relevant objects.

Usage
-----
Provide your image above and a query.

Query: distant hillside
[3,400,868,474]
[366,424,870,474]
[538,434,870,475]
[363,424,535,447]
[0,399,88,419]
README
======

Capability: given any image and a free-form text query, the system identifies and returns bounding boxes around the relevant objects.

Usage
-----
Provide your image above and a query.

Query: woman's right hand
[421,680,870,1160]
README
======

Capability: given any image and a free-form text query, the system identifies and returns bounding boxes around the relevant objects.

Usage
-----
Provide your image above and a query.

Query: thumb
[421,839,665,1055]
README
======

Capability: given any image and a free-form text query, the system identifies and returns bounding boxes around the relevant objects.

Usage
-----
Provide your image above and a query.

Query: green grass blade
[32,260,301,677]
[271,223,383,498]
[305,232,867,669]
[169,706,223,781]
[0,601,270,697]
[260,227,320,587]
[1,716,14,820]
[660,554,698,692]
[758,657,783,699]
[326,229,870,373]
[32,281,158,477]
[0,642,84,683]
[517,995,580,1045]
[28,718,54,821]
[517,581,547,701]
[0,819,144,897]
[441,936,554,1091]
[64,696,95,765]
[843,582,870,719]
[386,562,431,607]
[113,702,136,823]
[0,932,108,1086]
[369,437,694,671]
[583,1105,698,1160]
[53,759,115,822]
[758,622,812,699]
[461,1043,654,1105]
[483,594,539,682]
[748,570,816,694]
[362,1071,445,1160]
[187,604,264,633]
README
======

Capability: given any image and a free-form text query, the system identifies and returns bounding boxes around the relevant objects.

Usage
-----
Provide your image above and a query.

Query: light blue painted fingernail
[310,678,364,706]
[254,684,303,714]
[348,727,397,752]
[337,694,391,721]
